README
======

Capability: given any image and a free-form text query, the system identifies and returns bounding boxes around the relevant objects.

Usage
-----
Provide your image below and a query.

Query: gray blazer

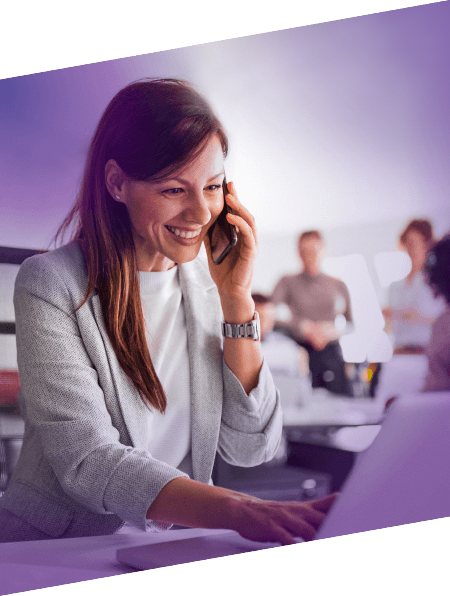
[0,242,282,540]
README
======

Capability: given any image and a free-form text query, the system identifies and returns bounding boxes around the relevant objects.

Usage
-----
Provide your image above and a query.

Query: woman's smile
[109,135,225,271]
[164,225,203,241]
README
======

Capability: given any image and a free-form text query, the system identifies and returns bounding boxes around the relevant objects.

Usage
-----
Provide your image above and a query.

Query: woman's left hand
[204,182,258,312]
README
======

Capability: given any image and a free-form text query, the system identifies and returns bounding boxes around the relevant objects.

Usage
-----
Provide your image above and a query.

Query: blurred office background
[1,2,450,495]
[2,2,450,364]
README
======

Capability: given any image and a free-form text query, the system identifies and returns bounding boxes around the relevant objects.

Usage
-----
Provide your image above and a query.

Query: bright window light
[323,254,386,363]
[373,251,412,288]
[366,329,394,363]
[339,333,369,364]
[334,313,347,332]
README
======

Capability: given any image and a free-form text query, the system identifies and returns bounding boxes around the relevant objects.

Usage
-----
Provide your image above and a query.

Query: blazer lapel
[91,295,149,449]
[90,256,224,483]
[179,259,224,484]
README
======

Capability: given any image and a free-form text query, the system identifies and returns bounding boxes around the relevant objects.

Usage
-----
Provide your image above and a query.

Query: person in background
[422,233,450,392]
[383,219,445,354]
[271,230,353,396]
[252,293,310,379]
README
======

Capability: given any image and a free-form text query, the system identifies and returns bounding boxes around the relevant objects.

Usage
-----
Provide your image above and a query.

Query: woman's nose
[186,191,213,225]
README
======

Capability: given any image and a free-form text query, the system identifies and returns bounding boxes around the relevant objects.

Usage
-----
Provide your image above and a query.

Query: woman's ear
[105,159,126,202]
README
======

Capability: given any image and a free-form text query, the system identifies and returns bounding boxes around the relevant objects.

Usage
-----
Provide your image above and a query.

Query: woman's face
[116,136,225,272]
[402,229,428,270]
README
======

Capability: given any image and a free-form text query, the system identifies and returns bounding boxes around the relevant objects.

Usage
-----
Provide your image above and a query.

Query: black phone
[208,176,238,264]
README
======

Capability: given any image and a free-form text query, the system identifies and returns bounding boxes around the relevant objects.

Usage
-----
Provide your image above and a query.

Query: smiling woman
[105,136,225,272]
[0,78,337,545]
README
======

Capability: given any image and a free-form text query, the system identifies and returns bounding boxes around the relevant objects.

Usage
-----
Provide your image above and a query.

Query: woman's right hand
[147,477,338,545]
[228,492,339,545]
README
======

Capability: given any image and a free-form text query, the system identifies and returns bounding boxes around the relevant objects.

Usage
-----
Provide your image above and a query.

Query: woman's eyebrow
[164,171,225,185]
[207,170,225,182]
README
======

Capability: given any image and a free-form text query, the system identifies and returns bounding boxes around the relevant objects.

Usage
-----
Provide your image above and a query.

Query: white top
[388,271,445,347]
[139,266,191,473]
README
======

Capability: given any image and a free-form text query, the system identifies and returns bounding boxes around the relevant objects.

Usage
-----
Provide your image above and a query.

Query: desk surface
[0,526,233,595]
[282,391,385,428]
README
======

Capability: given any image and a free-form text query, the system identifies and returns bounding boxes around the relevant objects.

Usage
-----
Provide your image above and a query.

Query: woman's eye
[164,188,184,195]
[206,185,221,191]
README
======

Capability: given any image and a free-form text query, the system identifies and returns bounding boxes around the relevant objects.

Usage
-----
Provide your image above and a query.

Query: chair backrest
[0,370,20,406]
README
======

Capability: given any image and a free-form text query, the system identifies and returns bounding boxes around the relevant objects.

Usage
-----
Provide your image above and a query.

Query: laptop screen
[316,391,450,540]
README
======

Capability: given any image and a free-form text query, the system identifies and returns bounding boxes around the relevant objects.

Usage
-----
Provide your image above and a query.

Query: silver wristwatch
[221,311,260,341]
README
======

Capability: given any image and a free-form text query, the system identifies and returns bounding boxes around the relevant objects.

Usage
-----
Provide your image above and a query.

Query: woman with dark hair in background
[375,219,445,401]
[422,233,450,391]
[383,219,445,354]
[0,79,336,544]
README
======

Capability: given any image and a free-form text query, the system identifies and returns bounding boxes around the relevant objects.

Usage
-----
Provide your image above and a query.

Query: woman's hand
[203,181,262,393]
[398,307,432,324]
[147,477,339,546]
[204,182,258,318]
[382,306,393,320]
[229,492,339,545]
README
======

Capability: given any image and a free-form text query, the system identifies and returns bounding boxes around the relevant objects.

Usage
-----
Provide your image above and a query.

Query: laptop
[117,392,450,569]
[315,390,450,539]
[116,530,281,570]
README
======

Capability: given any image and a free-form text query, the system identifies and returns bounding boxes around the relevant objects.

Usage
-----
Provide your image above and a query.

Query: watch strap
[222,311,260,340]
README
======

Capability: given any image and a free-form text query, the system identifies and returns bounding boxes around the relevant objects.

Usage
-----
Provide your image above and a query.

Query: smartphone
[207,176,238,264]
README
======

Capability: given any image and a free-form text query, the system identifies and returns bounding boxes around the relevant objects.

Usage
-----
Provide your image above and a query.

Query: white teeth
[166,226,200,239]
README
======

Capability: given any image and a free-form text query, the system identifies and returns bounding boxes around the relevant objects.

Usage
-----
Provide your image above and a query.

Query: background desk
[282,393,384,491]
[282,389,385,428]
[212,395,384,499]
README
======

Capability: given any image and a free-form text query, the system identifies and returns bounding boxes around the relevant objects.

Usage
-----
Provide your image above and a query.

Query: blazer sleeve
[14,256,187,531]
[217,358,283,467]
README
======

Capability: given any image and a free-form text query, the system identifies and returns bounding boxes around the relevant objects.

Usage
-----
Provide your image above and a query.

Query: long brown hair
[55,79,228,412]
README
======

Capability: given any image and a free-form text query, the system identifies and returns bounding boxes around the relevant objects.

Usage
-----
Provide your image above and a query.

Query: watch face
[253,311,261,340]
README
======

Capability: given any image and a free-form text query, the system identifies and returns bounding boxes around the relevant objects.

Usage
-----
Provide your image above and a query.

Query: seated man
[271,230,353,396]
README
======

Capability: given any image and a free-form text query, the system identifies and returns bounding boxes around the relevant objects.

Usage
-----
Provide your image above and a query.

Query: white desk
[282,390,386,428]
[0,527,232,595]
